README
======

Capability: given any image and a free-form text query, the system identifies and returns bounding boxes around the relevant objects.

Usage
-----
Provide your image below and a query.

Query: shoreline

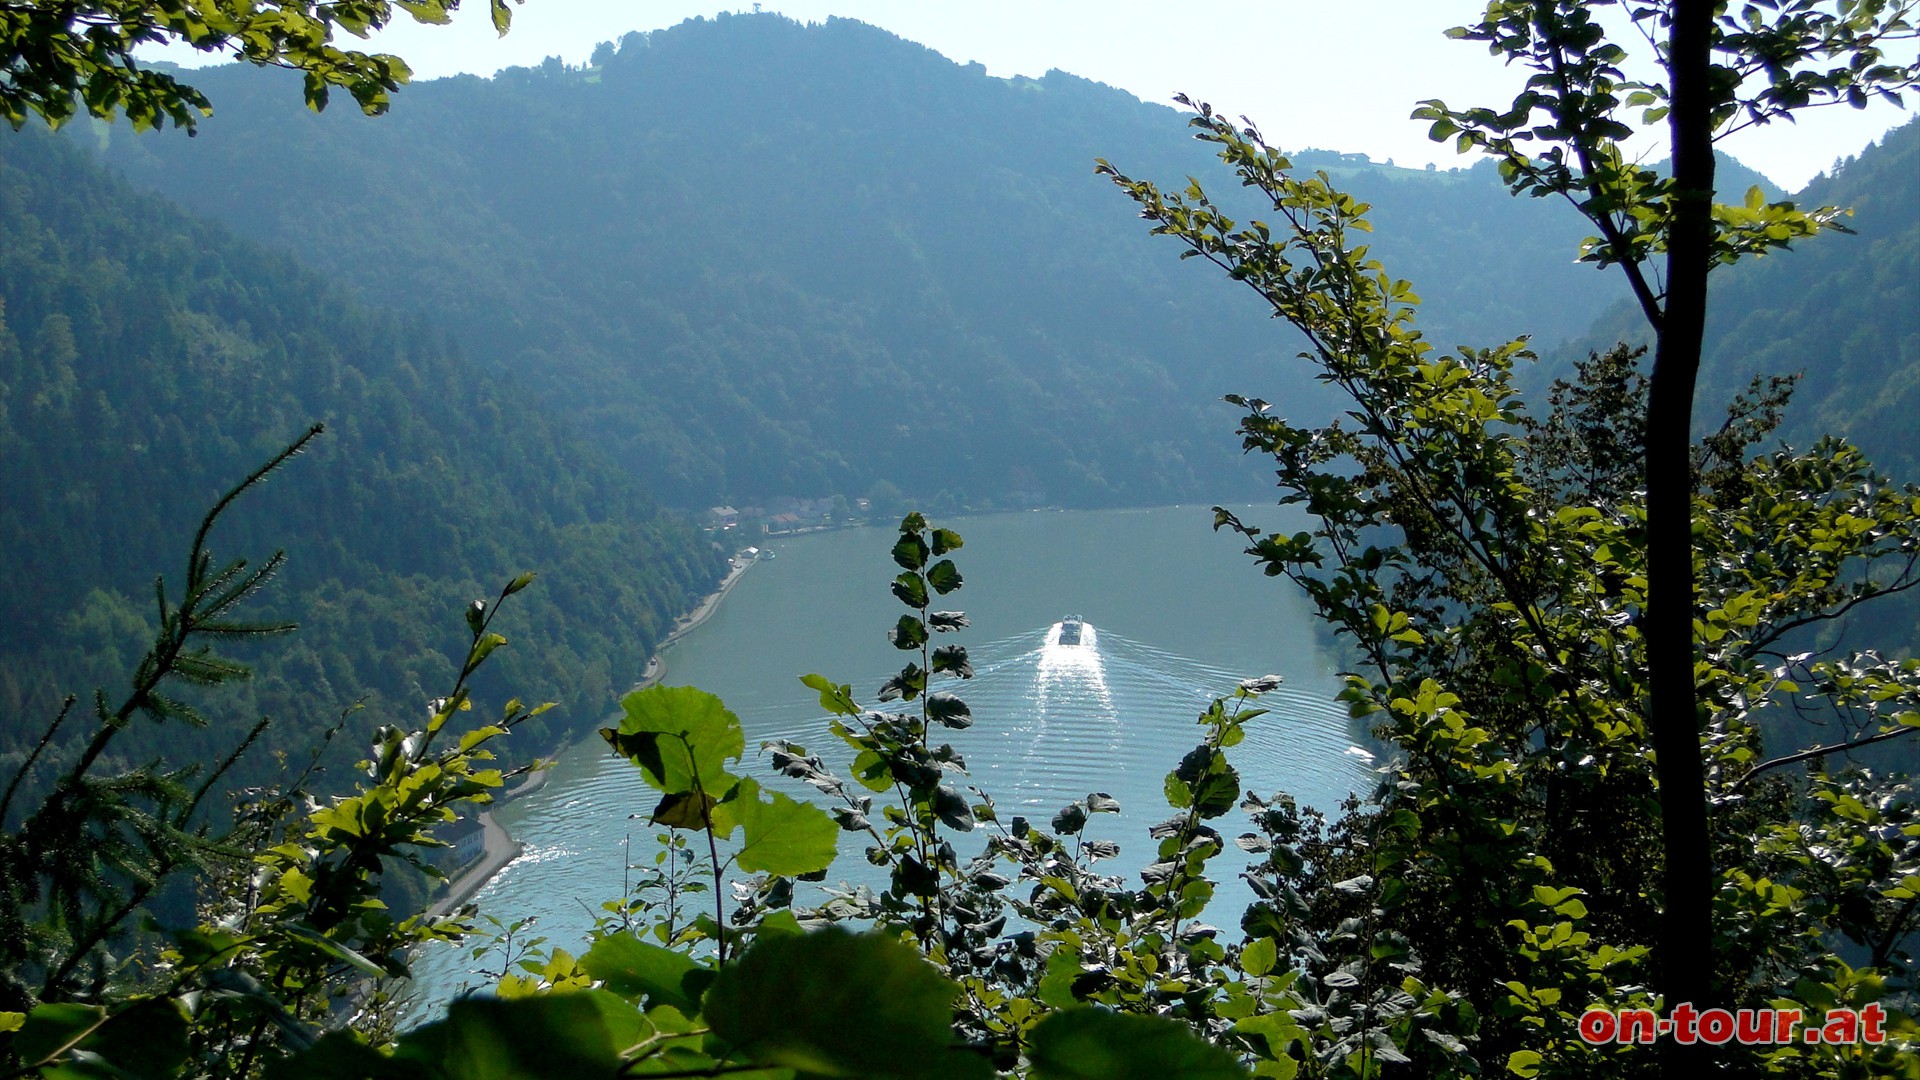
[425,551,762,917]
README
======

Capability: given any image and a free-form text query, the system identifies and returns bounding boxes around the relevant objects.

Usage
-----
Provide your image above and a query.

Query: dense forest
[0,128,726,795]
[1565,117,1918,478]
[83,13,1656,510]
[5,4,1920,1078]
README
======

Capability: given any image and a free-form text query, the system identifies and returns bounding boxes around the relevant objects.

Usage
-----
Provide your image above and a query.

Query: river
[404,504,1376,1011]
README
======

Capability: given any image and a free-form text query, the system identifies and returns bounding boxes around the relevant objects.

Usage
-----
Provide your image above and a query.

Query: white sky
[161,1,1915,191]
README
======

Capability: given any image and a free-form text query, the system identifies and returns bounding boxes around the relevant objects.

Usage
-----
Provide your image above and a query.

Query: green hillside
[0,128,726,788]
[1565,118,1919,478]
[89,13,1643,511]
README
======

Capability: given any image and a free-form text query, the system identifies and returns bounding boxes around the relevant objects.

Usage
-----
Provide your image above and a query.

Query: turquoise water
[404,505,1375,1010]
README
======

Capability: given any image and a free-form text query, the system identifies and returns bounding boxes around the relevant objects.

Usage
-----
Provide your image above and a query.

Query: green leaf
[893,533,930,571]
[927,559,963,595]
[930,645,972,678]
[266,1031,420,1080]
[1029,1009,1249,1080]
[599,727,666,786]
[1241,936,1279,978]
[704,928,992,1080]
[15,1003,107,1067]
[611,685,746,792]
[932,785,976,831]
[15,999,190,1077]
[852,749,895,792]
[800,673,861,717]
[892,572,930,609]
[890,614,929,651]
[1174,746,1240,819]
[579,934,710,1014]
[1506,1049,1543,1077]
[468,631,507,667]
[926,692,972,729]
[1052,802,1088,835]
[931,528,964,555]
[723,778,839,876]
[395,991,644,1078]
[650,790,718,831]
[75,998,192,1080]
[282,923,387,977]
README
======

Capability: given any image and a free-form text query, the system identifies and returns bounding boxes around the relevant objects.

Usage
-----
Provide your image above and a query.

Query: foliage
[0,427,315,1017]
[1,0,521,131]
[0,439,548,1079]
[0,128,728,810]
[1402,0,1918,1024]
[599,683,838,963]
[1087,13,1920,1072]
[9,4,1920,1080]
[1566,118,1919,487]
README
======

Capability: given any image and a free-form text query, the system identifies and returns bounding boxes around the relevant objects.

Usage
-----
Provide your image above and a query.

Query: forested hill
[87,12,1642,510]
[0,128,726,786]
[1568,118,1919,480]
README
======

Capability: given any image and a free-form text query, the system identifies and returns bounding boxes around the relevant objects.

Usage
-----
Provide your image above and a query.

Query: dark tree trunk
[1646,0,1717,1021]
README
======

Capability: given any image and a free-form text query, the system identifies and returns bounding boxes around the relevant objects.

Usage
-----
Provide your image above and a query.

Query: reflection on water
[1029,620,1113,776]
[403,614,1373,1018]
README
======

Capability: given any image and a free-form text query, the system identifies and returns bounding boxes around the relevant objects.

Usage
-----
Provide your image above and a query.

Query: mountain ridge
[85,11,1661,510]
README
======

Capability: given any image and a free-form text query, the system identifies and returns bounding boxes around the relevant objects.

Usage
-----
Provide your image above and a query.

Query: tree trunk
[1646,0,1717,1020]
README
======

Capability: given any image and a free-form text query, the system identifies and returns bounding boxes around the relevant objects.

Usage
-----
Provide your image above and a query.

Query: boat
[1057,614,1085,646]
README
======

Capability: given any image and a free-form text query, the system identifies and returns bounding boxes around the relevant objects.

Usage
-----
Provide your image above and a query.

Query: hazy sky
[167,1,1914,190]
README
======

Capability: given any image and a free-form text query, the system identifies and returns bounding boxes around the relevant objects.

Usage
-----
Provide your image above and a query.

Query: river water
[404,505,1376,1010]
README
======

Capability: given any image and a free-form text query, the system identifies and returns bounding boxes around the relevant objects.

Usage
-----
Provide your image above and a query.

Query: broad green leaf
[932,785,976,831]
[926,692,972,729]
[599,727,666,784]
[721,778,839,876]
[16,1003,108,1066]
[395,992,644,1078]
[1506,1049,1543,1077]
[930,645,972,677]
[168,925,249,966]
[931,528,964,555]
[70,998,192,1080]
[1241,936,1279,977]
[891,614,928,651]
[704,928,992,1080]
[892,572,929,609]
[612,685,745,792]
[851,749,895,792]
[893,532,930,571]
[1052,802,1088,835]
[1029,1008,1249,1080]
[580,934,710,1014]
[1174,746,1241,819]
[16,999,189,1078]
[927,559,963,594]
[650,790,718,831]
[265,1030,422,1080]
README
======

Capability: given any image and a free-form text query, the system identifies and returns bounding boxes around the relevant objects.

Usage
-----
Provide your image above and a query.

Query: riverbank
[424,551,762,917]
